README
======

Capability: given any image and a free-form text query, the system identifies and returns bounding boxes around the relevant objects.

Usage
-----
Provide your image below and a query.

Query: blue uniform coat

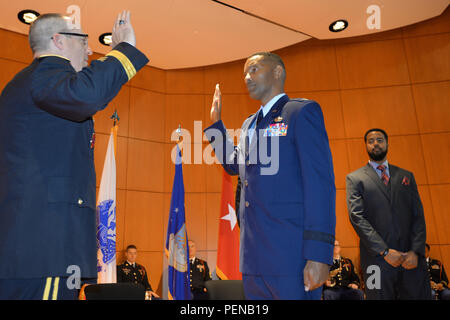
[0,42,148,279]
[205,95,336,277]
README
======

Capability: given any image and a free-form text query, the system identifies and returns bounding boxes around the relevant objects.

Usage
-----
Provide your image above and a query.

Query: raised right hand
[111,10,136,48]
[210,84,222,123]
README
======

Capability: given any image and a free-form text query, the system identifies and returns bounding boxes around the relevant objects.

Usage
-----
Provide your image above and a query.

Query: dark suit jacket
[346,163,426,268]
[204,95,336,277]
[0,42,148,279]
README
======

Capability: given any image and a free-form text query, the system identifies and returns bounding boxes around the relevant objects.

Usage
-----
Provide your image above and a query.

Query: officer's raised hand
[210,84,222,123]
[111,10,136,48]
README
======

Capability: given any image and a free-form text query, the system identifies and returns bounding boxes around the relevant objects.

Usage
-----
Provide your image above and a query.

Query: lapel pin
[274,116,283,122]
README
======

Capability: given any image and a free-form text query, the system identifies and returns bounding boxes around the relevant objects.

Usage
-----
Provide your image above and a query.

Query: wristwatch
[382,248,389,257]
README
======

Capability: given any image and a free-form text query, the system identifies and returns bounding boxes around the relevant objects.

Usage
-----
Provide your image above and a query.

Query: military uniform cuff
[303,236,334,266]
[203,120,225,142]
[106,42,149,81]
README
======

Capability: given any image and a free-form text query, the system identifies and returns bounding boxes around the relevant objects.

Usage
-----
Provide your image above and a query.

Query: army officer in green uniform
[117,245,160,299]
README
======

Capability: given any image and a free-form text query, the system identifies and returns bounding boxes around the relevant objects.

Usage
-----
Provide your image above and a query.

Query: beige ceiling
[0,0,448,69]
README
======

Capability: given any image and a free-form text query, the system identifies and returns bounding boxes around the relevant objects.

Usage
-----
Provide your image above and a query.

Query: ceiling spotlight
[329,19,348,32]
[99,32,112,46]
[18,9,40,25]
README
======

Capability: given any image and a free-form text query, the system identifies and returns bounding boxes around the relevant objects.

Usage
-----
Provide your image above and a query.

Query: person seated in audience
[322,240,364,300]
[426,243,450,300]
[117,244,160,299]
[189,240,212,300]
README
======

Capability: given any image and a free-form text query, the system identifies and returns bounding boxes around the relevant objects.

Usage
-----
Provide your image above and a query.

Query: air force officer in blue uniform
[0,11,148,299]
[204,52,336,299]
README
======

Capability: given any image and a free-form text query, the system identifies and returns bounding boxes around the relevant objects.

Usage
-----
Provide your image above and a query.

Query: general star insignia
[221,203,237,231]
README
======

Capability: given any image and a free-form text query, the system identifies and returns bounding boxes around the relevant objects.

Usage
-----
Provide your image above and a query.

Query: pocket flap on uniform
[47,176,96,210]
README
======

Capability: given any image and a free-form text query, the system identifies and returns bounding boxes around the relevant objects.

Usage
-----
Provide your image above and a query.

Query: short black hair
[248,52,286,84]
[364,128,388,143]
[126,244,137,251]
[249,52,286,71]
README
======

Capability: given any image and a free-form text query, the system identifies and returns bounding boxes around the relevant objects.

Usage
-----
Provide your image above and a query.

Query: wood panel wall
[0,7,448,295]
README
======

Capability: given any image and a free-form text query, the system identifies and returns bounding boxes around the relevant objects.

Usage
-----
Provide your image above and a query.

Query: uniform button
[78,198,83,205]
[246,160,250,166]
[244,180,248,187]
[245,201,249,207]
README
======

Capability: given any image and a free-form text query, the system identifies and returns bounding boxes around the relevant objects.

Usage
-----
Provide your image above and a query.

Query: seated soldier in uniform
[323,240,364,300]
[188,240,212,300]
[426,243,450,300]
[117,244,160,299]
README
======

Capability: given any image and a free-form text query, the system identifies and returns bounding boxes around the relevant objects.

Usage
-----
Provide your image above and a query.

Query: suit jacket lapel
[248,94,290,155]
[245,113,258,156]
[257,94,290,130]
[363,164,390,201]
[388,165,399,203]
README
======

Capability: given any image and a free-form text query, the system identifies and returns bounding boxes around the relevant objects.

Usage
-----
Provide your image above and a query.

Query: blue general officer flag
[165,144,191,300]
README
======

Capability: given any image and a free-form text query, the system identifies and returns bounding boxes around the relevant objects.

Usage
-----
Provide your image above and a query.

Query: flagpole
[176,123,182,148]
[164,126,191,300]
[110,110,119,158]
[111,109,120,126]
[96,110,119,284]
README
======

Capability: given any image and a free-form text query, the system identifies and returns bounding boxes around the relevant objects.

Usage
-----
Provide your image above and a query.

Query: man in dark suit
[117,245,159,299]
[346,128,431,299]
[0,11,148,299]
[204,52,336,299]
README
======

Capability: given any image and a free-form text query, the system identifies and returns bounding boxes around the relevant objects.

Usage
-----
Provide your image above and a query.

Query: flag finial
[111,110,120,126]
[176,124,182,142]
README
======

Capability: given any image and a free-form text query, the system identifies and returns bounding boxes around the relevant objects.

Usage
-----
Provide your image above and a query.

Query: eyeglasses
[52,32,89,46]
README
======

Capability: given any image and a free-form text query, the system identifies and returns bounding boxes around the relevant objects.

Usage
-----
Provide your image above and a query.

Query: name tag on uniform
[264,123,288,137]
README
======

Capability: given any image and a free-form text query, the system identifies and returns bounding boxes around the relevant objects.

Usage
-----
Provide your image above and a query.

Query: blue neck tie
[256,110,264,126]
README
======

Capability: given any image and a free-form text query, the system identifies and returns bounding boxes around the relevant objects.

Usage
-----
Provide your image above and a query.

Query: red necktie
[377,165,389,186]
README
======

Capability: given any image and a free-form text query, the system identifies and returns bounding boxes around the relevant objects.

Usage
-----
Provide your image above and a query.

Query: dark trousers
[362,256,432,300]
[323,287,364,300]
[431,288,450,300]
[192,288,209,300]
[242,274,322,300]
[0,277,78,300]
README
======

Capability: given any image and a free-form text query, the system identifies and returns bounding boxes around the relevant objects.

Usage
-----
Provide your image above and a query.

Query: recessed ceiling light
[98,32,112,46]
[99,32,112,46]
[329,19,348,32]
[18,9,40,25]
